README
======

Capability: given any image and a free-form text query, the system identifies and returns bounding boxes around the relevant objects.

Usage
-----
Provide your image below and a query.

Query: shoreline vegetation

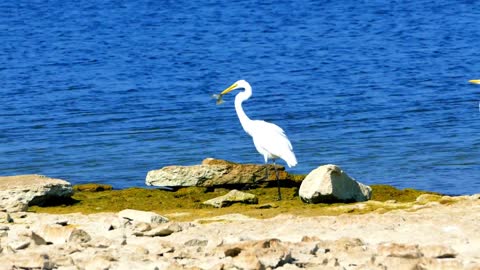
[29,179,443,222]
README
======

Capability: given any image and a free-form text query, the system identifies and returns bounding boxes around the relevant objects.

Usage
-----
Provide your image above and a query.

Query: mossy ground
[29,183,440,222]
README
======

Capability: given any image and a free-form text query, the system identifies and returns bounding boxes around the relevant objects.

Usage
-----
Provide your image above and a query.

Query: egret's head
[469,79,480,84]
[221,80,249,95]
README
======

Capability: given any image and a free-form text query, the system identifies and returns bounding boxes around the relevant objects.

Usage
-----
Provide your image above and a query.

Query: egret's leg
[273,160,282,201]
[265,164,269,181]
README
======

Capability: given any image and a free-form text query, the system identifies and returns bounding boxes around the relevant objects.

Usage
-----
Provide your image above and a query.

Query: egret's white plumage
[218,80,297,200]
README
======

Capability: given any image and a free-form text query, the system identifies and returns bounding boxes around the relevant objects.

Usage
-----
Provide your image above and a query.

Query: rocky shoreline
[0,193,479,269]
[1,161,479,269]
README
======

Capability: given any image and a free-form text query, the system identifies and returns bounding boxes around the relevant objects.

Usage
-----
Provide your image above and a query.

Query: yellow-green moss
[28,184,444,222]
[73,183,113,192]
[370,184,440,202]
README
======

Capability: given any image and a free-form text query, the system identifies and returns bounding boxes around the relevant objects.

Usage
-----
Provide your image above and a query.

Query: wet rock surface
[0,194,478,269]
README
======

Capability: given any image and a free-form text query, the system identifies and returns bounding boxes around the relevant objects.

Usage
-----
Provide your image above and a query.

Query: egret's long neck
[234,85,253,135]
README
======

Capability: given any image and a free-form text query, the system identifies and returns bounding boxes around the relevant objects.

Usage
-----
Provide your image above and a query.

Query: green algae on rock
[28,184,445,222]
[73,183,113,192]
[369,185,440,202]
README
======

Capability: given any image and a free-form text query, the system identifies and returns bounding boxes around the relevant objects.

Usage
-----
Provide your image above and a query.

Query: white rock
[299,165,372,203]
[118,209,169,224]
[0,175,73,212]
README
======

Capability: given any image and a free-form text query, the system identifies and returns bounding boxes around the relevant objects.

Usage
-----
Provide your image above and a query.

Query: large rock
[203,189,258,208]
[299,165,371,203]
[0,175,73,212]
[146,158,289,187]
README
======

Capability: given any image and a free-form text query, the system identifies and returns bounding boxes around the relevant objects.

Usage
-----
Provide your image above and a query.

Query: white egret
[217,80,297,200]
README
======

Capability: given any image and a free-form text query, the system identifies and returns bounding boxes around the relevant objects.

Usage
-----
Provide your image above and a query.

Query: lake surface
[1,0,479,194]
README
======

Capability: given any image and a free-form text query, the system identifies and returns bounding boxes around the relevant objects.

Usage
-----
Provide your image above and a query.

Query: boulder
[299,165,371,203]
[145,158,289,187]
[203,189,258,208]
[0,175,73,212]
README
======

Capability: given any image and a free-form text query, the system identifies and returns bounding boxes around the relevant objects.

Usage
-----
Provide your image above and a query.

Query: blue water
[1,1,479,194]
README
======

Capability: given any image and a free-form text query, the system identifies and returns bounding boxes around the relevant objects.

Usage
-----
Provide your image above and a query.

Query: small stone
[184,239,208,247]
[0,212,13,223]
[470,194,480,200]
[132,222,151,235]
[55,219,69,226]
[374,256,420,270]
[416,194,441,204]
[256,203,278,209]
[83,255,113,270]
[11,253,52,269]
[417,257,464,269]
[143,225,174,237]
[31,231,47,245]
[10,212,28,219]
[118,209,169,225]
[203,190,258,208]
[68,229,91,243]
[420,245,457,258]
[220,239,292,270]
[377,243,422,259]
[9,238,31,250]
[89,236,114,249]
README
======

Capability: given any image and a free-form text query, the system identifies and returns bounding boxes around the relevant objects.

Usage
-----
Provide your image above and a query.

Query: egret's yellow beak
[469,79,480,84]
[220,83,238,95]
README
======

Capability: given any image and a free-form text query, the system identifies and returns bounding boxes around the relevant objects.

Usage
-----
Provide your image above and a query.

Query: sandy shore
[0,194,479,269]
